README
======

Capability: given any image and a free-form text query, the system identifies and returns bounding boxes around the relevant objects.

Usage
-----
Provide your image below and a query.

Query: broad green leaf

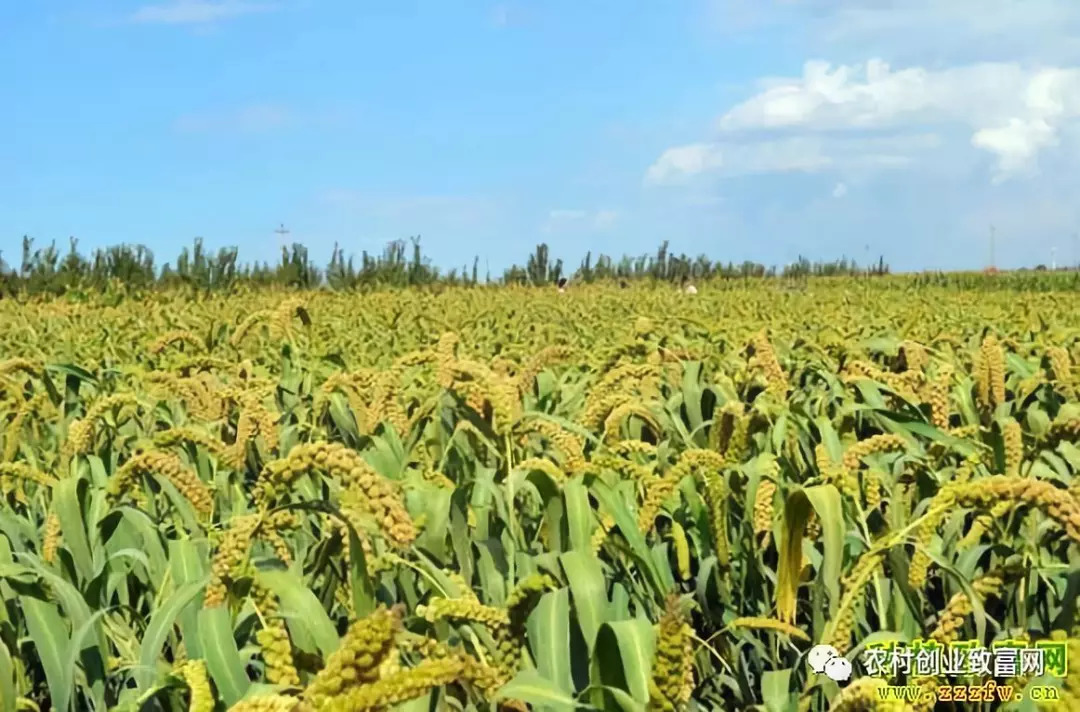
[167,539,207,660]
[23,596,71,712]
[136,580,208,689]
[591,619,655,705]
[563,480,593,553]
[53,476,94,583]
[761,668,795,712]
[256,567,339,657]
[526,588,575,709]
[0,634,16,712]
[560,551,609,653]
[496,669,584,708]
[197,606,250,705]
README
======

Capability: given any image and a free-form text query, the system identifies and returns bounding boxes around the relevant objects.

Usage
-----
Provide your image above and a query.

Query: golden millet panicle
[589,451,654,482]
[908,497,959,590]
[60,393,138,464]
[900,340,929,372]
[368,365,410,436]
[958,500,1015,548]
[0,358,39,378]
[517,418,586,475]
[153,426,227,457]
[515,345,576,395]
[648,596,694,712]
[926,367,952,429]
[948,424,982,443]
[842,433,906,472]
[505,574,558,629]
[256,620,300,687]
[728,617,809,641]
[581,364,662,430]
[670,448,725,480]
[41,510,62,563]
[749,330,788,396]
[602,401,662,445]
[929,572,1005,644]
[950,476,1080,542]
[0,462,55,489]
[815,442,833,473]
[753,479,776,537]
[417,597,509,627]
[1002,418,1023,476]
[230,310,270,348]
[318,657,464,712]
[268,297,309,341]
[205,514,262,608]
[108,451,213,516]
[637,474,680,534]
[976,333,1007,410]
[255,442,416,547]
[226,695,307,712]
[1047,346,1072,384]
[912,474,1080,589]
[443,358,520,435]
[700,470,730,567]
[174,660,214,712]
[434,332,460,388]
[304,605,403,709]
[862,469,883,512]
[828,550,887,654]
[148,329,204,355]
[6,393,52,462]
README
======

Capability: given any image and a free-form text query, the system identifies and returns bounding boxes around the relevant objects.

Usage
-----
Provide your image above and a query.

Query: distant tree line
[0,235,890,296]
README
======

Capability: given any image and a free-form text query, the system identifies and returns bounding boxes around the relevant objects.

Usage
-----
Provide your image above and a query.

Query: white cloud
[972,119,1059,181]
[173,104,292,133]
[130,1,276,25]
[543,208,619,232]
[718,60,1080,137]
[650,58,1080,182]
[832,182,847,198]
[645,133,939,184]
[645,144,724,184]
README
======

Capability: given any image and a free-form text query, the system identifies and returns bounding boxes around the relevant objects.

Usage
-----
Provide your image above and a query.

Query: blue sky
[5,1,1080,273]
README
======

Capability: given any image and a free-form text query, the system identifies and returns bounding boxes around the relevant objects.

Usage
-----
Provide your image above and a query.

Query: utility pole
[274,223,290,260]
[1052,246,1057,271]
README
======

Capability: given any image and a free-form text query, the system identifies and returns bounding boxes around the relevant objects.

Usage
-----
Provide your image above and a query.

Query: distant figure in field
[681,276,698,294]
[557,277,568,293]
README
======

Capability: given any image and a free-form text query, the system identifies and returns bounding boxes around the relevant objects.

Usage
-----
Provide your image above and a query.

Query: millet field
[2,277,1080,712]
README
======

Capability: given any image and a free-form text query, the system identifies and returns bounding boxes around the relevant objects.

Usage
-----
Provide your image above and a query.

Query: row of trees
[0,235,888,295]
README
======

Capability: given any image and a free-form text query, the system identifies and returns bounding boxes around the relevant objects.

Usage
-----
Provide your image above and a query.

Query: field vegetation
[1,243,1079,711]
